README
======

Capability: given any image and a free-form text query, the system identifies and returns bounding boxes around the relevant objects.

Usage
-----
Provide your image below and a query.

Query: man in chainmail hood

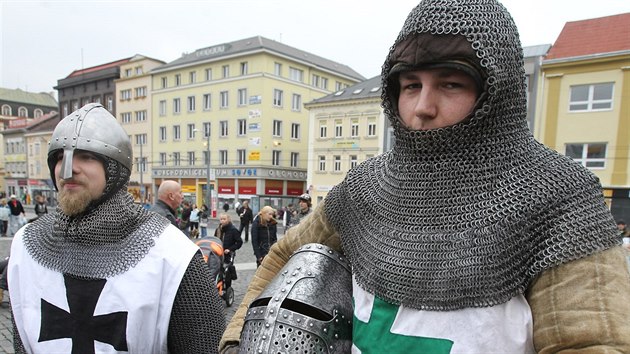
[221,1,630,353]
[9,103,225,353]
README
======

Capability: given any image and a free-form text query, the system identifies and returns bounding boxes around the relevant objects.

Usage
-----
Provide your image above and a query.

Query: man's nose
[414,88,437,119]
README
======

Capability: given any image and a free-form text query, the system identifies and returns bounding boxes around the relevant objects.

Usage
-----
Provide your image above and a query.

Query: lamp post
[195,128,212,217]
[139,140,144,203]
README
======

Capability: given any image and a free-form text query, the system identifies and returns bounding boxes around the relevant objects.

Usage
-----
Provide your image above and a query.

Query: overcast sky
[2,0,630,96]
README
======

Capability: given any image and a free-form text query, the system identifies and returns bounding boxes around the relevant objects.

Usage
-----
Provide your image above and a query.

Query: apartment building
[115,55,166,203]
[534,13,630,220]
[304,76,384,206]
[150,36,364,213]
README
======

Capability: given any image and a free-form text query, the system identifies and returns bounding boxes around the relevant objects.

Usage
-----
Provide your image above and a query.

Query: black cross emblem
[39,274,128,354]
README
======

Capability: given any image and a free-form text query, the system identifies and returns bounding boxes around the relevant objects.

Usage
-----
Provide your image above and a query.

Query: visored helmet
[48,103,132,189]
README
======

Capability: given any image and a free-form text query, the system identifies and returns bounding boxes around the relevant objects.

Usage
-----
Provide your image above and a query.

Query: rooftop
[0,88,57,107]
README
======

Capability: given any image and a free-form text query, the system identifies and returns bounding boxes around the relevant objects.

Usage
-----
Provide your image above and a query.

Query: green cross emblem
[354,297,453,353]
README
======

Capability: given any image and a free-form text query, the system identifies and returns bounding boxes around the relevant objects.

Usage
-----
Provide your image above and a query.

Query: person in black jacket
[214,213,243,288]
[250,206,278,267]
[236,200,253,242]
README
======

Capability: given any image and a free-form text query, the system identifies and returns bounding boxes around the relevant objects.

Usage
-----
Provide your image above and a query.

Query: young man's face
[55,150,106,215]
[397,68,478,130]
[220,215,230,226]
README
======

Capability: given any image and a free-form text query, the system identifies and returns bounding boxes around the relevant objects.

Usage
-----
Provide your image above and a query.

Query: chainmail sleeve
[168,251,226,354]
[12,313,26,354]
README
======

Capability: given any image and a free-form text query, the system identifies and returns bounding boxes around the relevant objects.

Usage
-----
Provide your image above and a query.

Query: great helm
[48,103,132,189]
[239,244,352,353]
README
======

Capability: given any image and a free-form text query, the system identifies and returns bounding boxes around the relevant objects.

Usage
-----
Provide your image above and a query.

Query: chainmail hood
[22,182,169,279]
[324,0,619,311]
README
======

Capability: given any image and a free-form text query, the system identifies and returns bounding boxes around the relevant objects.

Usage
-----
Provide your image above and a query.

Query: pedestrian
[7,194,25,237]
[236,200,253,242]
[149,180,183,227]
[34,195,48,218]
[190,204,200,238]
[180,201,192,236]
[0,199,9,237]
[250,206,277,268]
[617,220,629,238]
[222,202,230,213]
[213,213,243,289]
[8,103,225,353]
[286,193,312,230]
[200,204,209,237]
[220,0,630,352]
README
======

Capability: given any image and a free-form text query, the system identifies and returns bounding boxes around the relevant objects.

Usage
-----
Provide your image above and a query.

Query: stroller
[195,236,236,306]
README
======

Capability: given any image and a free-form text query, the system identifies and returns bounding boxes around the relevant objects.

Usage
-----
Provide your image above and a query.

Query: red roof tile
[546,13,630,60]
[67,57,132,78]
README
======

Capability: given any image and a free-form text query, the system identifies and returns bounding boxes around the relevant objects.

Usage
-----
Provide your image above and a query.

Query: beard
[57,187,94,216]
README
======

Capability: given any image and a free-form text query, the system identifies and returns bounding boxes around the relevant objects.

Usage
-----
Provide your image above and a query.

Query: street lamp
[195,128,212,217]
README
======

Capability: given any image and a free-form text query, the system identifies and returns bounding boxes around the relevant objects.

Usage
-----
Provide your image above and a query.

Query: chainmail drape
[323,0,620,311]
[22,188,168,279]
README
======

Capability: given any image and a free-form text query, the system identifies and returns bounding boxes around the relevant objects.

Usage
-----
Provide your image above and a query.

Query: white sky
[2,0,630,95]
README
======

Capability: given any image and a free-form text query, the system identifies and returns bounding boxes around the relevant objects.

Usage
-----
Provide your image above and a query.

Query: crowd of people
[3,0,630,353]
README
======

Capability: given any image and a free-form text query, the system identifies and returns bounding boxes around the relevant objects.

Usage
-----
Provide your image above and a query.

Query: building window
[189,71,196,84]
[203,94,212,110]
[272,150,281,166]
[335,120,343,138]
[135,86,146,98]
[318,156,326,171]
[173,98,181,114]
[368,121,377,136]
[172,152,181,166]
[220,121,228,137]
[62,104,68,116]
[203,122,211,138]
[273,89,283,107]
[159,126,167,141]
[203,151,210,165]
[135,66,143,75]
[120,89,132,100]
[289,67,303,82]
[160,153,167,166]
[187,96,196,112]
[159,100,167,116]
[273,120,282,137]
[173,125,181,141]
[1,105,11,116]
[121,112,131,124]
[321,77,328,90]
[34,109,43,118]
[334,155,341,172]
[222,65,229,78]
[291,123,300,140]
[220,91,229,108]
[290,152,298,168]
[237,149,246,165]
[161,77,167,88]
[135,156,147,173]
[312,74,320,87]
[125,68,132,77]
[238,89,247,106]
[569,83,614,112]
[274,62,282,76]
[135,134,147,145]
[188,151,196,166]
[205,68,212,81]
[350,155,358,169]
[187,124,196,139]
[175,74,181,86]
[291,94,301,111]
[565,143,607,168]
[240,62,248,75]
[237,119,247,136]
[135,110,147,122]
[351,120,359,137]
[220,150,228,165]
[319,123,327,138]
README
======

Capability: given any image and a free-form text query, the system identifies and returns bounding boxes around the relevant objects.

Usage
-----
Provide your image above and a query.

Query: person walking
[250,206,277,268]
[236,200,253,242]
[149,180,183,228]
[189,204,200,238]
[286,193,312,230]
[214,213,243,288]
[0,199,9,237]
[7,194,25,237]
[220,0,630,352]
[8,103,225,353]
[34,195,48,218]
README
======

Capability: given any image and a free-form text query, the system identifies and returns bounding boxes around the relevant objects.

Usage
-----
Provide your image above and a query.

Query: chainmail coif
[323,0,620,311]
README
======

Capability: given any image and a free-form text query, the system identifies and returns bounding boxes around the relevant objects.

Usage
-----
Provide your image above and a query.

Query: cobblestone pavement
[0,206,277,353]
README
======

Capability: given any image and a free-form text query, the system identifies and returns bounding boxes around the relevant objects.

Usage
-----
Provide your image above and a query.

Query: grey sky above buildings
[2,0,630,96]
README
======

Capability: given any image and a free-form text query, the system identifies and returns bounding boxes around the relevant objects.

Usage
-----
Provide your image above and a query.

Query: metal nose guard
[60,149,74,180]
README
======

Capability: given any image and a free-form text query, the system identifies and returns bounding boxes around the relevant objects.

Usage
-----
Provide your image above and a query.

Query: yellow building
[304,76,385,207]
[115,55,166,203]
[534,13,630,220]
[150,36,364,213]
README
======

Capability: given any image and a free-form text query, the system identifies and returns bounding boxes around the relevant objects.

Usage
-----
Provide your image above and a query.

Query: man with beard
[9,103,225,353]
[220,0,630,352]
